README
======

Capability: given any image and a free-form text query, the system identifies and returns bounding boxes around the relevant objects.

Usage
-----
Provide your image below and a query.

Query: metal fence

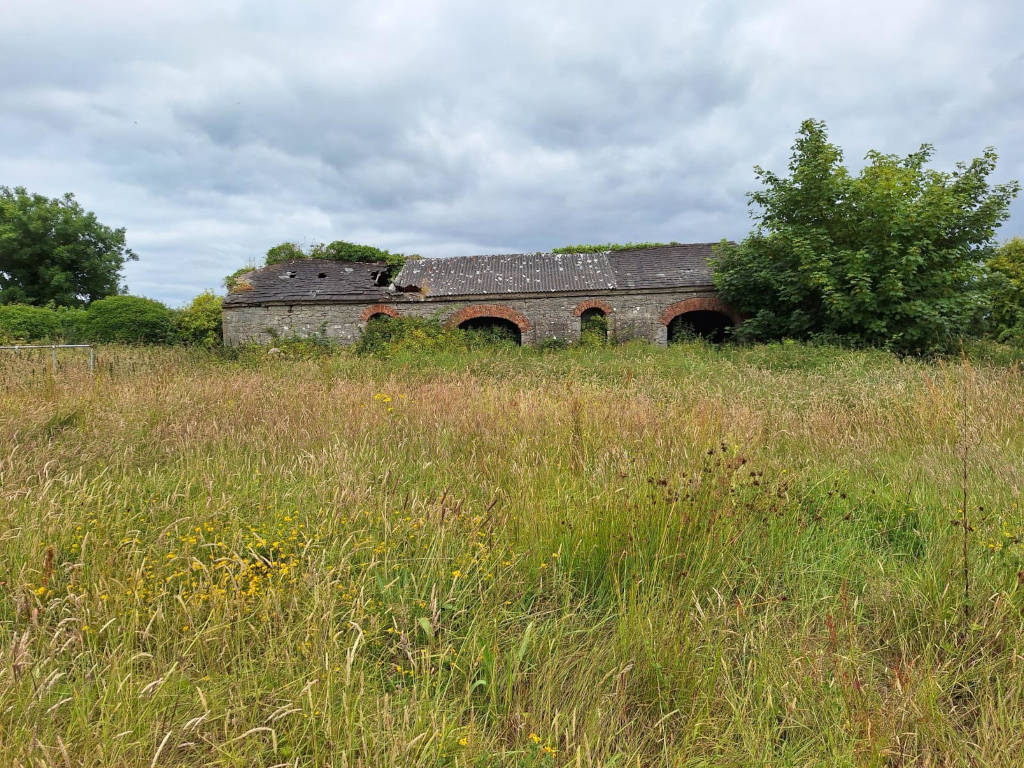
[0,344,95,373]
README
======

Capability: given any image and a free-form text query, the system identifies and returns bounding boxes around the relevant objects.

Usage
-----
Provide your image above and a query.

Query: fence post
[52,345,57,373]
[89,346,95,374]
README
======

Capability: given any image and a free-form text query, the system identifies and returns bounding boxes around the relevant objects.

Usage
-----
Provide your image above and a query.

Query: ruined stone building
[221,244,741,346]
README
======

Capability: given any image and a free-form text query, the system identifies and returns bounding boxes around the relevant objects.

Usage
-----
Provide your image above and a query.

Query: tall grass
[1,342,1022,766]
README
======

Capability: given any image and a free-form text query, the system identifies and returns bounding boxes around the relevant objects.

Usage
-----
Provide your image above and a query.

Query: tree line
[2,120,1022,353]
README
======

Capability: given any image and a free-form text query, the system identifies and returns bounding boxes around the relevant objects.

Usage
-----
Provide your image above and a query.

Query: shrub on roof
[261,240,410,279]
[551,242,679,254]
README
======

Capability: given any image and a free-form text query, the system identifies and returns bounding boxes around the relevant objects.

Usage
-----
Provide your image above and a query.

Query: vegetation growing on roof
[551,242,681,254]
[264,240,410,277]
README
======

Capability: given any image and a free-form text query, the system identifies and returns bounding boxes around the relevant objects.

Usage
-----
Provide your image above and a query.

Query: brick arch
[360,304,400,323]
[659,296,741,326]
[446,304,532,332]
[572,299,613,317]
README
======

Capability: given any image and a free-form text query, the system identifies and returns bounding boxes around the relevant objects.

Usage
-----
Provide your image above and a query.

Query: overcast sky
[2,0,1022,306]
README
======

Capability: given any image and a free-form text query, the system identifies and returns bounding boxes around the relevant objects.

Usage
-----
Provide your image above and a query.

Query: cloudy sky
[2,0,1022,306]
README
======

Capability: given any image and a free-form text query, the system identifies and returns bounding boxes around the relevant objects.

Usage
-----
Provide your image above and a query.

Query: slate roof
[223,244,721,305]
[393,252,618,296]
[393,244,718,296]
[607,243,716,289]
[222,259,393,306]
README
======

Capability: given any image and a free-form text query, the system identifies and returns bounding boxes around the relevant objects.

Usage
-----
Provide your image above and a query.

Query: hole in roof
[318,272,327,278]
[281,271,296,279]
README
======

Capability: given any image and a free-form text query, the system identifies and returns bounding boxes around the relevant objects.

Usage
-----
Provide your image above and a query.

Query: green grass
[1,341,1023,766]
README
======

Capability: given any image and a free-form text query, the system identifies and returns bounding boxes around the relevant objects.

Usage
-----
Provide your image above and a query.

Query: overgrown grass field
[2,342,1023,766]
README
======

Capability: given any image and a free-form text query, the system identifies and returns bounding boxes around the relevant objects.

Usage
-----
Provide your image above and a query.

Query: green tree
[984,237,1024,343]
[0,186,136,306]
[173,291,223,347]
[85,295,173,344]
[713,120,1020,354]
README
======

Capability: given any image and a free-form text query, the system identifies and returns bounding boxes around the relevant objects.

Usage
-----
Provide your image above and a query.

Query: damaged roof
[222,259,393,306]
[392,243,719,296]
[223,244,722,306]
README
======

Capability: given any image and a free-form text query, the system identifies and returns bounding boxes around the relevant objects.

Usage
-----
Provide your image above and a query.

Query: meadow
[1,341,1023,767]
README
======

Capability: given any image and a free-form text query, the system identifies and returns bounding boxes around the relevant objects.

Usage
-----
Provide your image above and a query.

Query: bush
[356,315,459,356]
[0,304,62,343]
[85,295,173,344]
[356,315,526,356]
[56,306,89,343]
[173,292,223,347]
[984,237,1024,341]
[579,311,609,346]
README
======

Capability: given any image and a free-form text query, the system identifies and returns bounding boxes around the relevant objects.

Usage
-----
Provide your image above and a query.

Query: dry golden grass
[1,342,1022,766]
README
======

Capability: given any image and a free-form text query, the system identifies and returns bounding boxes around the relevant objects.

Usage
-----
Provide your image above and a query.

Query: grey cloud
[1,0,1021,306]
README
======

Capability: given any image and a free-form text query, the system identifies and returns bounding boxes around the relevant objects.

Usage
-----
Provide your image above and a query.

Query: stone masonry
[220,245,740,346]
[222,289,738,346]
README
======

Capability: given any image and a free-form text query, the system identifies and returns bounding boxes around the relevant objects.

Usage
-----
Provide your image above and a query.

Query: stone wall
[222,288,735,346]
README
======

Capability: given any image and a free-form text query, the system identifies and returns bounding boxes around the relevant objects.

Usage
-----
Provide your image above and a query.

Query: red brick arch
[360,304,400,323]
[572,299,613,317]
[446,304,532,332]
[659,296,741,326]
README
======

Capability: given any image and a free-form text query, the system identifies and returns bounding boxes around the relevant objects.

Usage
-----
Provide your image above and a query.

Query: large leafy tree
[0,186,137,306]
[713,120,1019,353]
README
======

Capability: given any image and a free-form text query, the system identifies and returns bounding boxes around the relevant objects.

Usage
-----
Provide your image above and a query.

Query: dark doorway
[367,313,393,323]
[667,311,733,343]
[458,317,522,345]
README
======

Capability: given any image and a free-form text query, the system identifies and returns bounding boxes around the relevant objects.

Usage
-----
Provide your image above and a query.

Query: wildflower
[543,745,557,755]
[529,733,541,744]
[458,737,468,747]
[451,570,461,578]
[34,585,49,597]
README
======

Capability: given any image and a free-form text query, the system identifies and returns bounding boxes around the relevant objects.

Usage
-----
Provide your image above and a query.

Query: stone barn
[221,243,740,346]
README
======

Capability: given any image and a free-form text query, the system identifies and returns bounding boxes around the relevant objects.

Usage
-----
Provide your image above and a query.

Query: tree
[983,237,1024,343]
[0,186,136,306]
[173,291,223,347]
[85,295,172,344]
[713,120,1020,354]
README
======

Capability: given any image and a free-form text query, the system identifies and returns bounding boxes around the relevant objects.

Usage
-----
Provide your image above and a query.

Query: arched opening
[457,316,522,345]
[366,312,394,324]
[580,307,608,343]
[667,310,733,343]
